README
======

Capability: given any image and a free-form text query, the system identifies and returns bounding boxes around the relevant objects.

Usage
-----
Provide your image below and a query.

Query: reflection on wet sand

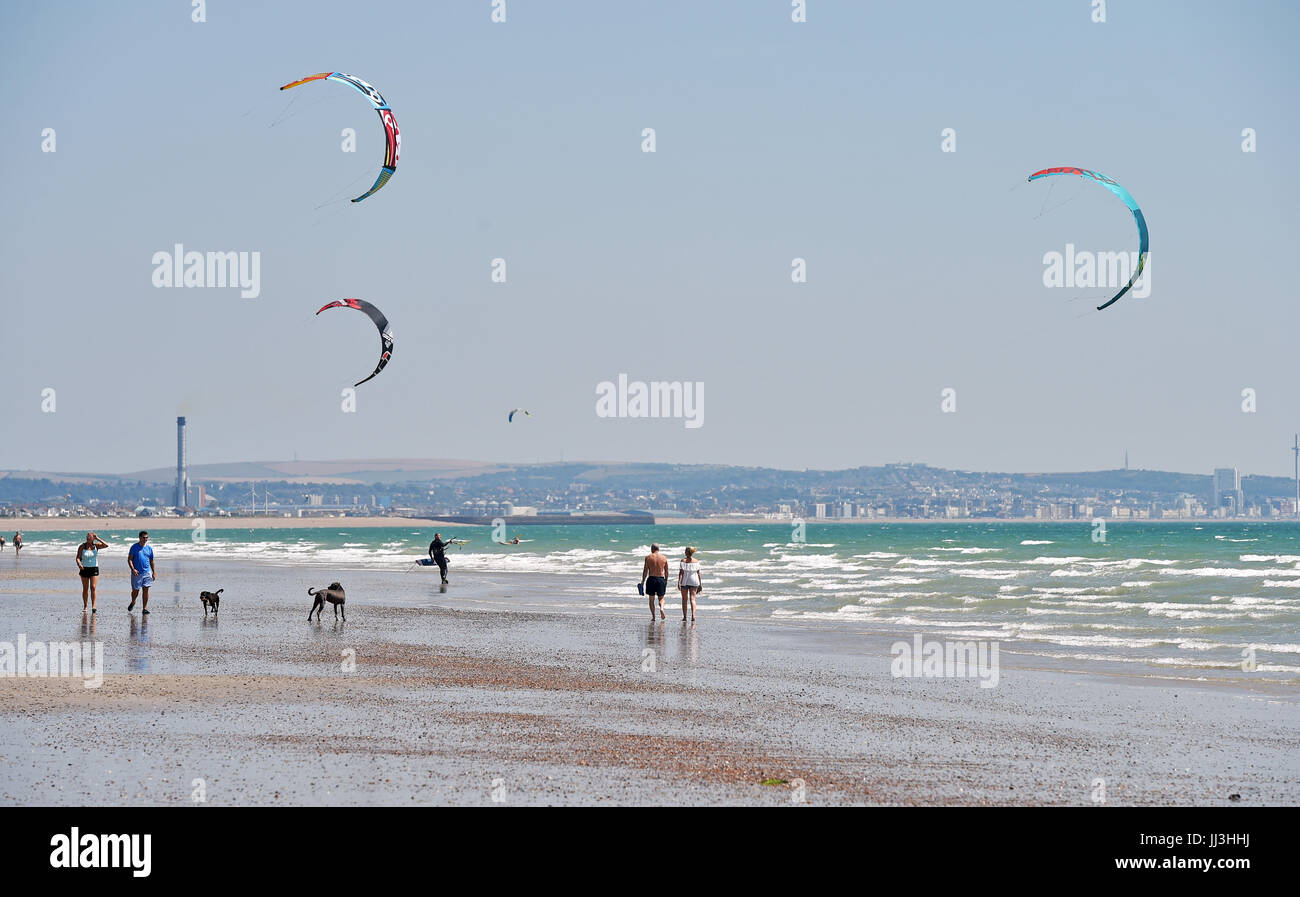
[678,621,698,665]
[640,619,698,670]
[127,614,150,673]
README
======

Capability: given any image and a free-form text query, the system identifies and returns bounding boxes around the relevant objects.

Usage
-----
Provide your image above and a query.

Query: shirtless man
[641,544,669,620]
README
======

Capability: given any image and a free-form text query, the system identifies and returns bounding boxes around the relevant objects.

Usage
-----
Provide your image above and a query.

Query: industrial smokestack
[176,416,189,510]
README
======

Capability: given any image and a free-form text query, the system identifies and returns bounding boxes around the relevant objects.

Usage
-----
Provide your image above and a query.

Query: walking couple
[641,544,703,622]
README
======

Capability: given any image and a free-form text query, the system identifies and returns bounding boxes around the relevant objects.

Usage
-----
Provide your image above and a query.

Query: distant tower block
[175,416,190,509]
[1293,434,1299,518]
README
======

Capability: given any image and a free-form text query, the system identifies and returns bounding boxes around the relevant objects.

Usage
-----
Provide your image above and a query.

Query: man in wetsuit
[641,543,669,620]
[428,532,452,584]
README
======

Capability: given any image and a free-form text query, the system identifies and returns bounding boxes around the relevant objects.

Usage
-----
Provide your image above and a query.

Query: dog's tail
[215,589,224,596]
[308,587,318,596]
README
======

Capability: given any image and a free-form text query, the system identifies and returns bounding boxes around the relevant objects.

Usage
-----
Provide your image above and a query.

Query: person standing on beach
[428,532,452,584]
[641,544,669,620]
[127,531,156,614]
[13,532,22,554]
[76,532,108,613]
[677,546,703,623]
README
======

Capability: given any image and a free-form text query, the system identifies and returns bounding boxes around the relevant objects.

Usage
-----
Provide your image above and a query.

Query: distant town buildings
[2,420,1298,521]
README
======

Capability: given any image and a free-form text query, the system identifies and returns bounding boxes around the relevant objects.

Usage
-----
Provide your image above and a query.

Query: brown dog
[199,589,223,615]
[308,582,346,621]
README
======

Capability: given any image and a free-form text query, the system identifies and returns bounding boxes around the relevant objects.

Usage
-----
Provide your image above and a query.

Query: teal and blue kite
[1028,167,1148,311]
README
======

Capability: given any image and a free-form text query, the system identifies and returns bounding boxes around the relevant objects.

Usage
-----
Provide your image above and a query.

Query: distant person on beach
[0,536,6,549]
[13,532,22,554]
[428,533,452,584]
[641,544,669,620]
[677,546,703,623]
[76,532,108,613]
[127,531,155,614]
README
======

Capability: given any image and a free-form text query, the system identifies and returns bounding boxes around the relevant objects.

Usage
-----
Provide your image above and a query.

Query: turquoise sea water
[12,521,1300,678]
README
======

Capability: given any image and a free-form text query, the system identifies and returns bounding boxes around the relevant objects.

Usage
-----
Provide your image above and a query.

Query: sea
[11,521,1300,679]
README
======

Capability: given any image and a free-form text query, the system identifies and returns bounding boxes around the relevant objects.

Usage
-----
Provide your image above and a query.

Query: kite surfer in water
[428,533,453,584]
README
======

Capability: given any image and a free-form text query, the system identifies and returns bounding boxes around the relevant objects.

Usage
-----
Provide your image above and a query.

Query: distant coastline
[653,516,1298,525]
[3,514,1295,533]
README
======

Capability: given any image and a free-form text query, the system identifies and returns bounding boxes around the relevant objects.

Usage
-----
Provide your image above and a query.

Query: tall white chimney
[176,416,189,509]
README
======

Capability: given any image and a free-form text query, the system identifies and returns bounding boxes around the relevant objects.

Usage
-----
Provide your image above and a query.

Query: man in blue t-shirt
[127,531,156,614]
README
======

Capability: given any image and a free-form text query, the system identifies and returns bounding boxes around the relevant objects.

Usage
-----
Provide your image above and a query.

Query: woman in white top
[677,546,703,623]
[76,532,108,613]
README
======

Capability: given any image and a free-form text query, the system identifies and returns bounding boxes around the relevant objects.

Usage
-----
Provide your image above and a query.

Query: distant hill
[117,458,505,485]
[2,459,1296,502]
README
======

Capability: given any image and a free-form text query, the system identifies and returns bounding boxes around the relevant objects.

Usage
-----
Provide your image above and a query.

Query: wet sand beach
[1,556,1297,806]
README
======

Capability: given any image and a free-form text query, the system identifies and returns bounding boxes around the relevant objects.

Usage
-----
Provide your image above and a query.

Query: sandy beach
[1,554,1296,806]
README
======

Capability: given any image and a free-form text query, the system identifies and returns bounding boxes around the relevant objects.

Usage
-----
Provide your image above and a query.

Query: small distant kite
[279,72,400,202]
[508,408,531,423]
[316,299,393,387]
[1027,166,1148,311]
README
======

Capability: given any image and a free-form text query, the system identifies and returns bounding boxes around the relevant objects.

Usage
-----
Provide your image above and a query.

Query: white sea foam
[1161,567,1300,579]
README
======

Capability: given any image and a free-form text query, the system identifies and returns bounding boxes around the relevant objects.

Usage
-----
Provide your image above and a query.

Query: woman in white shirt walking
[677,546,703,623]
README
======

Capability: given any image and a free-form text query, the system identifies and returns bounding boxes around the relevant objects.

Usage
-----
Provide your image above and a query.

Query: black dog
[308,582,346,621]
[199,589,223,616]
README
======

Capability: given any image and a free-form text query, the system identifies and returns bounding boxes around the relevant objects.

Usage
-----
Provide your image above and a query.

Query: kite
[279,72,400,202]
[508,408,531,423]
[316,299,393,387]
[1027,167,1148,311]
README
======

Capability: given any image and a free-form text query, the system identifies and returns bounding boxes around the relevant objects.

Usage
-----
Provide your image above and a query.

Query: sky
[1,0,1297,477]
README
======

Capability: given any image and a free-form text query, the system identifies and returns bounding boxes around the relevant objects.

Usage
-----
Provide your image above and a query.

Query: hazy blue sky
[1,0,1297,476]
